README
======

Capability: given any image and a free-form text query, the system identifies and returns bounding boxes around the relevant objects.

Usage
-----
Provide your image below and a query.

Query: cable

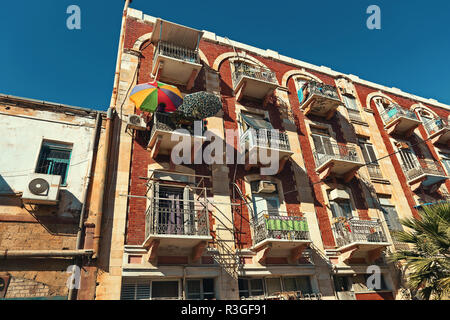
[0,144,104,178]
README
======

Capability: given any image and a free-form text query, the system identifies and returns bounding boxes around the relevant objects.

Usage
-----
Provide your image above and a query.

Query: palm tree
[389,202,450,300]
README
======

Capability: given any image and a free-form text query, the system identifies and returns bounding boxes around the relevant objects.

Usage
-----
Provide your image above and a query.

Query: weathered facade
[0,94,109,300]
[93,7,450,300]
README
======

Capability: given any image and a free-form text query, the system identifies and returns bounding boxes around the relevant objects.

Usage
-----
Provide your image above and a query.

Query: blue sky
[1,0,449,111]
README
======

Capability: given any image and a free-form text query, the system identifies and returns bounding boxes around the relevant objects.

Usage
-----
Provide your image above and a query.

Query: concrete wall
[0,99,104,300]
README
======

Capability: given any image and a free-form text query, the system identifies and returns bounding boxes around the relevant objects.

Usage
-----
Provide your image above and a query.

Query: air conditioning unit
[329,189,350,201]
[22,173,61,205]
[255,181,277,194]
[127,115,147,131]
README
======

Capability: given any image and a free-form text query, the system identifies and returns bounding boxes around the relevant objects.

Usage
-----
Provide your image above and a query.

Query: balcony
[300,81,342,119]
[252,212,311,264]
[152,41,203,89]
[240,128,293,173]
[332,217,389,263]
[424,118,450,146]
[143,197,212,261]
[380,104,421,137]
[314,143,364,182]
[232,62,279,102]
[147,112,206,159]
[402,159,448,191]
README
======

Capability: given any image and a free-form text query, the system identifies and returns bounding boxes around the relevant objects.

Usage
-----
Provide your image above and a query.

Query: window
[311,127,333,156]
[359,138,383,179]
[121,279,180,300]
[282,276,312,294]
[240,112,273,133]
[353,274,388,292]
[398,147,418,171]
[378,197,402,231]
[333,276,351,292]
[238,278,265,298]
[36,141,72,185]
[186,279,215,300]
[330,199,353,219]
[265,278,282,296]
[343,95,359,111]
[251,181,280,217]
[152,281,180,300]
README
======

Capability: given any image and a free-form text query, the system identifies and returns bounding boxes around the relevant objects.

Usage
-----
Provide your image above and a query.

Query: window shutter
[366,144,378,164]
[330,201,342,218]
[312,135,324,154]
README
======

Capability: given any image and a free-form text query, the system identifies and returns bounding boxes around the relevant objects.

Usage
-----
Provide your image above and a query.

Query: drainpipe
[1,250,93,259]
[92,107,114,259]
[110,0,132,110]
[67,112,102,300]
[91,0,131,260]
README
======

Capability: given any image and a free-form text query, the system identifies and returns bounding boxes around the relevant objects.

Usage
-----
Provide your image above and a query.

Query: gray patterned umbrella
[178,91,222,120]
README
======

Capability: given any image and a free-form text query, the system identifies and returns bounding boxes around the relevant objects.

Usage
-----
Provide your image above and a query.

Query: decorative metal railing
[232,62,277,89]
[153,41,200,66]
[424,118,450,136]
[332,217,387,247]
[301,81,341,105]
[149,112,205,138]
[402,159,447,182]
[380,104,419,126]
[240,128,291,152]
[252,212,310,246]
[145,197,210,239]
[314,143,361,168]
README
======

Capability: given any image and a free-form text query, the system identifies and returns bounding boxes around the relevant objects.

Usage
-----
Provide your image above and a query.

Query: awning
[151,18,203,50]
[241,114,273,130]
[414,200,449,209]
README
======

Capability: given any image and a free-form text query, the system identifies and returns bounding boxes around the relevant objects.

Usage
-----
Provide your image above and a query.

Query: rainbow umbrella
[129,81,183,113]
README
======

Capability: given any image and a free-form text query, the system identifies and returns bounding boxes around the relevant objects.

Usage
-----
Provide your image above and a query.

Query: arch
[366,91,398,112]
[212,51,268,72]
[132,32,210,66]
[411,103,438,120]
[281,69,322,88]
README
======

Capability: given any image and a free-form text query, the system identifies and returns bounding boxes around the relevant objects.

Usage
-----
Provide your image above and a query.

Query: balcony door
[398,146,418,171]
[154,184,194,235]
[251,181,280,217]
[311,127,334,166]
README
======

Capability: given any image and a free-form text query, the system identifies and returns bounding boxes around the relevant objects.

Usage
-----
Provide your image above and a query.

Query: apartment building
[0,94,113,300]
[95,6,450,300]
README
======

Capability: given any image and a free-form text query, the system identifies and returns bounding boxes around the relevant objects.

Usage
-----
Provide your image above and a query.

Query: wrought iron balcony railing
[145,197,210,239]
[240,128,291,152]
[232,62,277,89]
[380,104,419,126]
[300,81,341,105]
[332,217,387,248]
[153,41,200,66]
[252,212,310,246]
[150,112,205,138]
[314,143,361,168]
[424,118,450,136]
[402,159,447,182]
